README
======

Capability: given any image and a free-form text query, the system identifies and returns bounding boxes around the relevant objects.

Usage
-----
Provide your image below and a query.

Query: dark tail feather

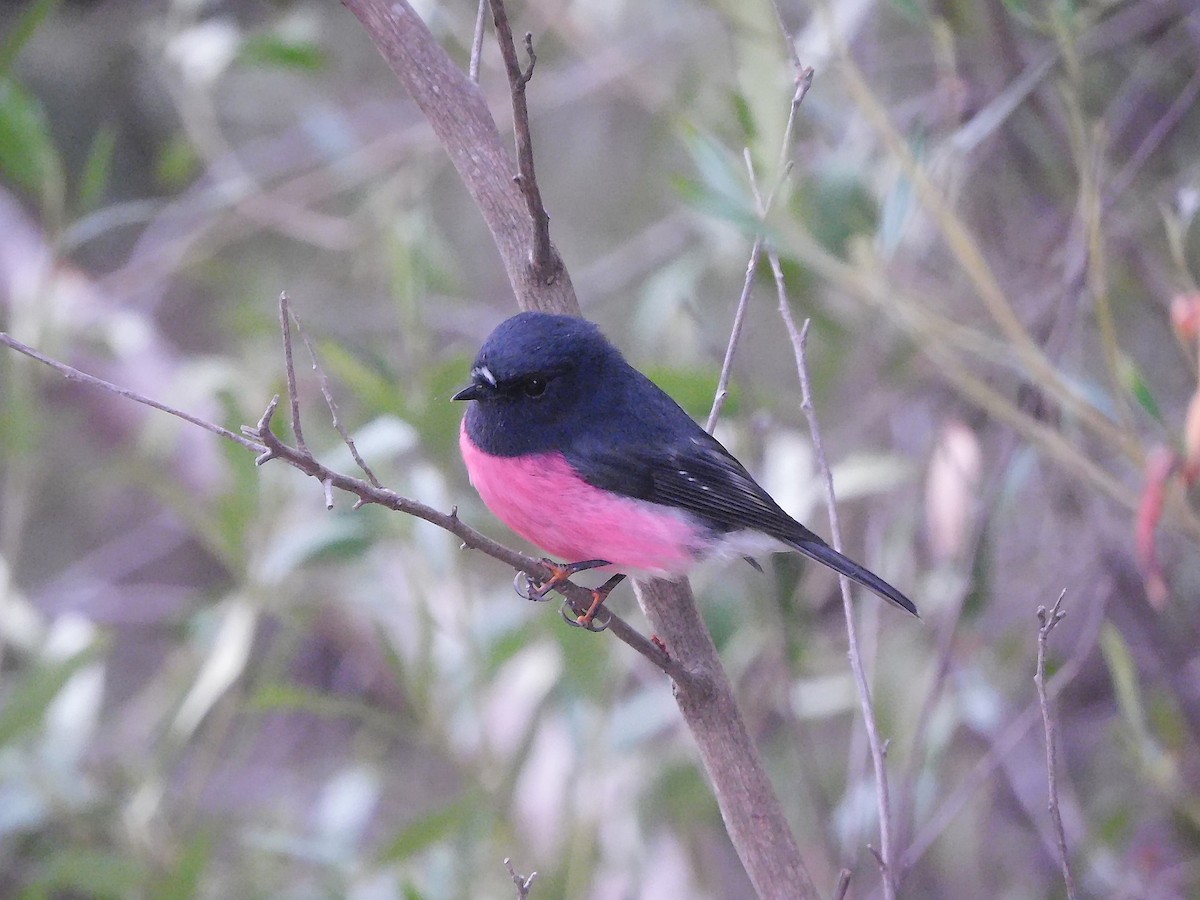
[790,537,919,617]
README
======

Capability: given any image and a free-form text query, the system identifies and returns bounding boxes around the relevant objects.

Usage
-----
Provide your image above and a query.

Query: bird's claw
[513,559,621,632]
[514,571,553,602]
[559,600,611,632]
[515,558,611,603]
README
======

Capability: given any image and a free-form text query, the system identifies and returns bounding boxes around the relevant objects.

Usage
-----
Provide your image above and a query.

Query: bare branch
[342,0,577,314]
[244,397,684,677]
[487,0,556,281]
[630,577,820,898]
[726,30,894,892]
[832,869,853,900]
[1036,591,1078,900]
[706,190,760,432]
[0,332,265,453]
[332,5,824,894]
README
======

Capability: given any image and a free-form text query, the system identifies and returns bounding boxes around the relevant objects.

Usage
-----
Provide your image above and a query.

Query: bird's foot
[512,559,624,632]
[560,573,626,632]
[515,558,611,602]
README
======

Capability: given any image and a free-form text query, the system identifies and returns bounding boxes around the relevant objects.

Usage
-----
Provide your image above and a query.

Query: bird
[453,311,917,629]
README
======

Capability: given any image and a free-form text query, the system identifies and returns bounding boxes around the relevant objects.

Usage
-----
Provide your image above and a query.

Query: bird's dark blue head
[453,312,629,456]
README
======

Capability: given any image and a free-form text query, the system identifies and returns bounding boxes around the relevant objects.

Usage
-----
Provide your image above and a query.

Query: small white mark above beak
[474,365,497,387]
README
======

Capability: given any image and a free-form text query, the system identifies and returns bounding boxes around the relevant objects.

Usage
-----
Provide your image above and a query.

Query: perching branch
[0,319,683,683]
[1036,591,1078,900]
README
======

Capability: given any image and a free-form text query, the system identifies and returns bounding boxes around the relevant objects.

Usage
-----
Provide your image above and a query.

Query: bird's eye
[523,377,548,398]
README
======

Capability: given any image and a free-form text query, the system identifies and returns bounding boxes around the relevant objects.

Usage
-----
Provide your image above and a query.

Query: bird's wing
[567,432,822,543]
[567,432,920,617]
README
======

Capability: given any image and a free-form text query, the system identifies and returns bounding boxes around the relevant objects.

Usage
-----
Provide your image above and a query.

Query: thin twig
[706,211,760,430]
[469,0,488,83]
[488,0,555,280]
[503,858,536,899]
[785,312,897,900]
[287,303,382,488]
[902,584,1106,871]
[278,291,309,455]
[832,869,853,900]
[705,65,813,434]
[1036,590,1078,900]
[736,35,894,891]
[0,332,265,453]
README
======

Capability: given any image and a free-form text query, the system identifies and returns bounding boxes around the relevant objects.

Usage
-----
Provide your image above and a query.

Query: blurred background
[2,0,1199,897]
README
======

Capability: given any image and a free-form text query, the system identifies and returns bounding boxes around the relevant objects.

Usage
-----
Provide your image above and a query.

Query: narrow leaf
[77,124,117,212]
[0,0,62,76]
[0,76,64,208]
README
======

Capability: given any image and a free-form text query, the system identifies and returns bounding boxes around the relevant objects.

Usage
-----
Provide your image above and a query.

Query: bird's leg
[561,573,626,632]
[516,558,611,601]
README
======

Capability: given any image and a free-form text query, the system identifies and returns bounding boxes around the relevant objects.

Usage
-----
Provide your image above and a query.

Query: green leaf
[239,35,326,72]
[379,794,479,862]
[155,133,199,190]
[150,830,213,900]
[259,517,371,582]
[77,124,117,212]
[888,0,924,24]
[0,76,64,211]
[1101,623,1146,738]
[25,849,144,900]
[730,91,756,143]
[1118,355,1164,425]
[0,644,102,747]
[0,0,62,76]
[676,126,763,235]
[641,366,731,421]
[249,683,388,728]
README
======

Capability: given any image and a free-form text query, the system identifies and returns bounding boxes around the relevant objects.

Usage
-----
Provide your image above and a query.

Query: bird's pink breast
[459,420,705,576]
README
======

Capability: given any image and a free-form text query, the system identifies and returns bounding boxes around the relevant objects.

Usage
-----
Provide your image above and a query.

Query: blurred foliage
[1,0,1200,898]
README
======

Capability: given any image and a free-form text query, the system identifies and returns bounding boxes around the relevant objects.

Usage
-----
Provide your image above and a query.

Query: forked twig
[503,858,537,899]
[282,296,382,489]
[488,0,555,280]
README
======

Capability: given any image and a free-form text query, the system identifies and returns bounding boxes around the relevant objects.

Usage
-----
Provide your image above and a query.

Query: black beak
[452,382,486,402]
